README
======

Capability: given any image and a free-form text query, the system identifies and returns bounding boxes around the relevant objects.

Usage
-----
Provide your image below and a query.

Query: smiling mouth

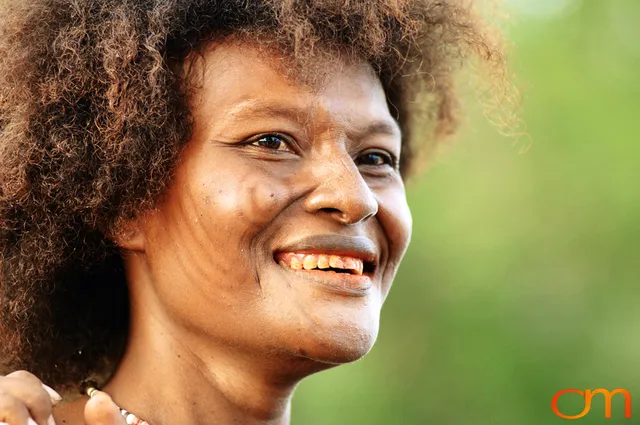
[275,252,375,276]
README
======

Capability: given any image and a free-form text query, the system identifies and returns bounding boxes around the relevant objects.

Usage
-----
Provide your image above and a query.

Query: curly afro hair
[0,0,507,392]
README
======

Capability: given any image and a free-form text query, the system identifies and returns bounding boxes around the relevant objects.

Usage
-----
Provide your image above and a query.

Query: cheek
[146,163,297,284]
[205,170,293,229]
[164,165,298,281]
[380,181,412,249]
[376,184,412,294]
[141,165,301,335]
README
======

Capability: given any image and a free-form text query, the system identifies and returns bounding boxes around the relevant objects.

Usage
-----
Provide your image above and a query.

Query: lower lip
[277,262,373,296]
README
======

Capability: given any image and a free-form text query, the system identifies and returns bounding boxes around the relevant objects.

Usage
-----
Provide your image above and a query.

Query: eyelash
[248,133,295,153]
[247,133,398,169]
[356,151,398,170]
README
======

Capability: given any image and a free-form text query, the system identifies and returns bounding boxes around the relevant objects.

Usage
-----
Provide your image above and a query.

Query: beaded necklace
[86,386,151,425]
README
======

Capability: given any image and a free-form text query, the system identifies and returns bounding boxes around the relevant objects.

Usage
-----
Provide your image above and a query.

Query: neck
[105,254,322,425]
[107,330,297,425]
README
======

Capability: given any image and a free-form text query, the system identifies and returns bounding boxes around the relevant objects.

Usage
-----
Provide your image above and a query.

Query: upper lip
[275,235,379,265]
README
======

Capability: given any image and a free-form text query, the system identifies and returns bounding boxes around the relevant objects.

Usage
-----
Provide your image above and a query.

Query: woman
[0,1,507,424]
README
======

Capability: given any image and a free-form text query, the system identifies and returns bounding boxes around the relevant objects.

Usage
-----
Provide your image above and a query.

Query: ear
[110,217,146,252]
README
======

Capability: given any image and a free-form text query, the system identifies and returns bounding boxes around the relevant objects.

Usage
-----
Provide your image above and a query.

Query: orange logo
[551,388,632,419]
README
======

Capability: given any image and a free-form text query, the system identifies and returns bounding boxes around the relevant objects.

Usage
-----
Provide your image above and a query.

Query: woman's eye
[357,151,397,168]
[250,134,293,152]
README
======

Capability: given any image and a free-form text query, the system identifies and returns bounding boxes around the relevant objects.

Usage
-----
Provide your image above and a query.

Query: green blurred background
[293,0,640,423]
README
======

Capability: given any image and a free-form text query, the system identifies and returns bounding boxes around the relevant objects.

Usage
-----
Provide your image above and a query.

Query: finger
[0,393,36,425]
[84,391,125,425]
[4,373,61,406]
[0,378,52,425]
[4,373,39,385]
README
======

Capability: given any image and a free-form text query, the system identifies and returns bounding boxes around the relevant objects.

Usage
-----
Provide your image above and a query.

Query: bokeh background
[293,0,640,423]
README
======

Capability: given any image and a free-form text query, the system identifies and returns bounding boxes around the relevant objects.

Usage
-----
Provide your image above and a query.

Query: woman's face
[133,42,412,366]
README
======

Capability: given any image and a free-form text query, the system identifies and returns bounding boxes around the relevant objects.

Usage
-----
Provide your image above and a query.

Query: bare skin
[1,40,412,425]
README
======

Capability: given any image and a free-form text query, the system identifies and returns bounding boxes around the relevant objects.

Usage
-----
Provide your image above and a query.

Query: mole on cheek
[242,179,292,225]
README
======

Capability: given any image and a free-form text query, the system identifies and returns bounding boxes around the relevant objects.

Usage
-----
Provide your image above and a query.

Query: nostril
[317,206,375,225]
[304,183,377,224]
[319,207,342,215]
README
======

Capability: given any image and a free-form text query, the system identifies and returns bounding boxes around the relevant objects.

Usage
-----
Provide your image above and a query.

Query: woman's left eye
[250,134,294,152]
[357,151,397,168]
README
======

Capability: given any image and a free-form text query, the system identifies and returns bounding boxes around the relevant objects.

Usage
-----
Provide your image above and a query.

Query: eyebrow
[348,120,402,142]
[225,100,402,141]
[225,100,312,122]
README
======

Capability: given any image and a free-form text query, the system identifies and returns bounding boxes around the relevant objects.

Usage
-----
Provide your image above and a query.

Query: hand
[0,371,125,425]
[83,389,126,425]
[0,371,61,425]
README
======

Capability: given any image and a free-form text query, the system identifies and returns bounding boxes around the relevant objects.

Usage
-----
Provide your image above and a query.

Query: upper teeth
[278,253,364,275]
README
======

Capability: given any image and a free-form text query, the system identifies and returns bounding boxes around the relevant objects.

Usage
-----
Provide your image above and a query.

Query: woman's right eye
[250,134,294,153]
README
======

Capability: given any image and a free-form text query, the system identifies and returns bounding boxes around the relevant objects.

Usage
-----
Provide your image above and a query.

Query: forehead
[185,41,395,130]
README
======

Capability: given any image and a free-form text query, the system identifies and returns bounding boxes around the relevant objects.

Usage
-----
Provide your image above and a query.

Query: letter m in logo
[552,388,632,419]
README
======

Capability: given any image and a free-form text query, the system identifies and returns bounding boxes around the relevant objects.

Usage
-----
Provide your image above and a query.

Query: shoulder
[53,397,87,425]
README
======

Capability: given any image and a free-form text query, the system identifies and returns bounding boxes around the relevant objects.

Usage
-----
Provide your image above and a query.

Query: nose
[303,158,379,225]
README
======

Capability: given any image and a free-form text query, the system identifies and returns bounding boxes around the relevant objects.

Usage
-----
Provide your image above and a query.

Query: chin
[289,313,381,366]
